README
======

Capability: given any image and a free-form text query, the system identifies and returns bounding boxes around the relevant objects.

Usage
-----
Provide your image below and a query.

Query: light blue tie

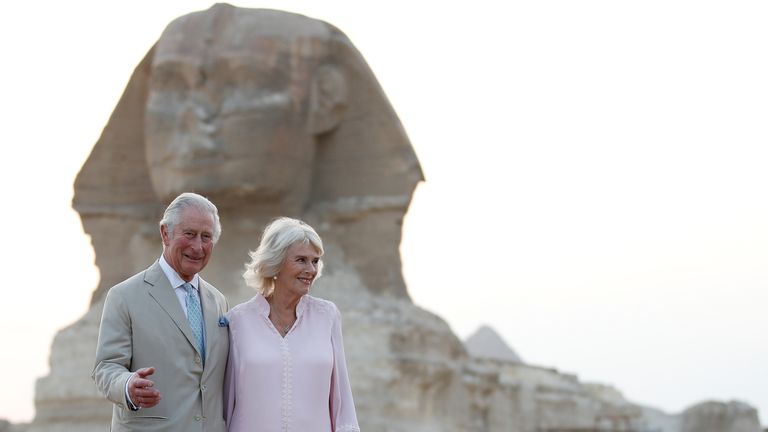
[183,282,205,362]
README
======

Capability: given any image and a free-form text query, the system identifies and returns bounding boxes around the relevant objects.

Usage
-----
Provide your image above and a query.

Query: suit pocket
[132,416,168,420]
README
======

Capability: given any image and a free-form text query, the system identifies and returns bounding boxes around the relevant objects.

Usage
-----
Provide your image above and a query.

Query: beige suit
[93,261,229,432]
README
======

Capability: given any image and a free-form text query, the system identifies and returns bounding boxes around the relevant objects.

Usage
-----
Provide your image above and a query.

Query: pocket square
[218,316,229,327]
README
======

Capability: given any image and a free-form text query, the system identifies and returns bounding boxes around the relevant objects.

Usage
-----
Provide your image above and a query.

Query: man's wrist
[124,373,140,411]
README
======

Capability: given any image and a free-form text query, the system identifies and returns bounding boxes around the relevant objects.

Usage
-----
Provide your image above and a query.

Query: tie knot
[182,282,194,293]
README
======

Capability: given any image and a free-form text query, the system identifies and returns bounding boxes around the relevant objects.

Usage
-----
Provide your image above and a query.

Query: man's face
[144,15,317,204]
[161,206,216,281]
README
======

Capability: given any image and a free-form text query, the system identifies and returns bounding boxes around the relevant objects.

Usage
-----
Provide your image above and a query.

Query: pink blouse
[224,294,360,432]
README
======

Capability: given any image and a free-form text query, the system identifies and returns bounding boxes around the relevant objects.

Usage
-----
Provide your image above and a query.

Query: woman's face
[144,15,317,204]
[274,242,321,299]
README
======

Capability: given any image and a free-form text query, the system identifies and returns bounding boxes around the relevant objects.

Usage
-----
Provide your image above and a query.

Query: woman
[224,217,360,432]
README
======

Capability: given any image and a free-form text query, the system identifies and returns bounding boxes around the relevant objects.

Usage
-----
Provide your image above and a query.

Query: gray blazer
[93,261,229,432]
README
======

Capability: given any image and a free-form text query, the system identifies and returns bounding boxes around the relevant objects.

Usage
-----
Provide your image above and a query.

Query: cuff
[124,373,140,411]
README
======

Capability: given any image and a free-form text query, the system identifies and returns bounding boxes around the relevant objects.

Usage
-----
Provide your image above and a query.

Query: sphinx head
[145,5,349,208]
[74,5,422,301]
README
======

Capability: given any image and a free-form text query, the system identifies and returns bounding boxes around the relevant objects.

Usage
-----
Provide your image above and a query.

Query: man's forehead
[176,208,214,226]
[176,223,213,230]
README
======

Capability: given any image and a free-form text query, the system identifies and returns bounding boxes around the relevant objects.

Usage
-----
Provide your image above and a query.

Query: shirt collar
[158,255,200,290]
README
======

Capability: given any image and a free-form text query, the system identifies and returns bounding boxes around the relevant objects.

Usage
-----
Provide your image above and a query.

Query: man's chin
[181,264,204,278]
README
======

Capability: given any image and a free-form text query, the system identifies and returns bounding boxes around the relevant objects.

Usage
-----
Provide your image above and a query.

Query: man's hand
[128,367,162,408]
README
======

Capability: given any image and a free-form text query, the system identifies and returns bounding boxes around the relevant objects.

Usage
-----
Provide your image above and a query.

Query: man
[93,192,229,432]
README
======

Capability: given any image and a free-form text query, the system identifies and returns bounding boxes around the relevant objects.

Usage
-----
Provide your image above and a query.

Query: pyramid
[464,325,523,363]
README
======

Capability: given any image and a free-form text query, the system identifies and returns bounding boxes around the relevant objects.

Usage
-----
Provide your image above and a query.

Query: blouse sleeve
[223,314,238,428]
[329,303,360,432]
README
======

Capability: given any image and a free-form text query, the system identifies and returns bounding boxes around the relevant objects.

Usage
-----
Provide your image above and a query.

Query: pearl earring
[272,275,277,280]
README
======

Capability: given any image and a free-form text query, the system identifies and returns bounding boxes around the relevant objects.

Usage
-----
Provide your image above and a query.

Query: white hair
[243,217,324,296]
[159,192,222,243]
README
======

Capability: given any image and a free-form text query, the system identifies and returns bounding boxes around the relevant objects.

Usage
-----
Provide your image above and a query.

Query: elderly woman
[224,217,360,432]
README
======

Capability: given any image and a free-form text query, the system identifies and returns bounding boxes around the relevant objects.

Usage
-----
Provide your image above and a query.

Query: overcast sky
[1,0,766,425]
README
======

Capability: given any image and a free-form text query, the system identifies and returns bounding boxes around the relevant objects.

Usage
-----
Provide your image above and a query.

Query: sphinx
[29,5,471,432]
[29,6,758,432]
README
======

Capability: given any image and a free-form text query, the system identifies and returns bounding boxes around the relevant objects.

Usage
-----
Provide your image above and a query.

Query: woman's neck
[268,289,302,316]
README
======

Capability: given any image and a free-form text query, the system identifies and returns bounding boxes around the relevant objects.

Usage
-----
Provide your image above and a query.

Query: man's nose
[189,235,205,249]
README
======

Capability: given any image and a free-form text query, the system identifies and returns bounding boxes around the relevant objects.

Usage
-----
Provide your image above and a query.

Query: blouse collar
[255,293,309,317]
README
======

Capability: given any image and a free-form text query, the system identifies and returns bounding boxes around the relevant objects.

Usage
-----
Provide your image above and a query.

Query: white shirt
[158,255,201,318]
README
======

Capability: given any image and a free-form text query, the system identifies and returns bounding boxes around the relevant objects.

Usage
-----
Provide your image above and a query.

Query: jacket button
[195,356,201,364]
[195,415,201,421]
[201,385,207,391]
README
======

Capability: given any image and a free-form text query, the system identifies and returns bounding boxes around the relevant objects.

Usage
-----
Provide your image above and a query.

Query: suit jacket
[93,260,229,432]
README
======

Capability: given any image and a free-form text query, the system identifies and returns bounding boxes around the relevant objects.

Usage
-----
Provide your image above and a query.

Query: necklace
[267,296,296,335]
[269,311,295,335]
[274,318,293,335]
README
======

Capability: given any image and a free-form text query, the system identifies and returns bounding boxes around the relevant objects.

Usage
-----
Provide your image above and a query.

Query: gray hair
[159,192,222,243]
[243,217,324,296]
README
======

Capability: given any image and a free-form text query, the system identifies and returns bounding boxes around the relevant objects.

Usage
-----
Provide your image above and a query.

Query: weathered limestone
[26,4,763,432]
[460,356,647,432]
[460,330,763,432]
[681,401,762,432]
[0,420,27,432]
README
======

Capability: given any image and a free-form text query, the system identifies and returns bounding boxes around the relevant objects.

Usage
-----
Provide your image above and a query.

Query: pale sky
[1,0,766,426]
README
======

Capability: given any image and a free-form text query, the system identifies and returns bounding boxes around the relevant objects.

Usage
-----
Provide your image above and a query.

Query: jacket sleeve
[92,286,135,409]
[329,303,360,432]
[224,312,238,427]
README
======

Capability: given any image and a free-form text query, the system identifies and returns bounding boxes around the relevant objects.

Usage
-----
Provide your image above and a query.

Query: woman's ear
[308,64,347,135]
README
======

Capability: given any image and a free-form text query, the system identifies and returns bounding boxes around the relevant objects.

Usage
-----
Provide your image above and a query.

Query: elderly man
[92,192,229,432]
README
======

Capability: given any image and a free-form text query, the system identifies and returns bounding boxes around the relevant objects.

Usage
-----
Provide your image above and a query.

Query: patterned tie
[183,283,205,362]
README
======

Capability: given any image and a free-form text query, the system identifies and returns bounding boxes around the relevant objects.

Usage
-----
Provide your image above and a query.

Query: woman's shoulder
[303,294,340,317]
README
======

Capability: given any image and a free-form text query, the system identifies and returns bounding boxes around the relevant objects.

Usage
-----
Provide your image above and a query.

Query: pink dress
[224,294,360,432]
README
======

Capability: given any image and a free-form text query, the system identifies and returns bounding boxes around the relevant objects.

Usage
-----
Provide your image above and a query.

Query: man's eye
[312,259,320,265]
[184,232,195,238]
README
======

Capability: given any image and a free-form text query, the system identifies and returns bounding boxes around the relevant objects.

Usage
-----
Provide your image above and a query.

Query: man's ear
[160,224,170,246]
[308,64,347,135]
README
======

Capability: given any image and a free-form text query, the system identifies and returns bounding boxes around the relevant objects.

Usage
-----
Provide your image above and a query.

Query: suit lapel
[144,262,199,355]
[200,279,220,369]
